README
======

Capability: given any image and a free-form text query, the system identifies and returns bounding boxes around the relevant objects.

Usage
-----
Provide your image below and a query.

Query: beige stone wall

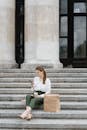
[0,0,62,68]
[0,0,15,65]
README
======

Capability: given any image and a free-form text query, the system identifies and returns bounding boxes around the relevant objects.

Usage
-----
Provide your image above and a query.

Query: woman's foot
[19,110,29,119]
[26,113,32,120]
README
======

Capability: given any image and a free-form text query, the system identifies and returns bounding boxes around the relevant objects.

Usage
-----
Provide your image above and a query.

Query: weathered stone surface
[0,0,16,68]
[1,119,87,129]
[0,68,87,129]
[24,0,62,68]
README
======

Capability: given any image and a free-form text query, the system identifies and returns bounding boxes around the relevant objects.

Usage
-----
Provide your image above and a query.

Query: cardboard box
[44,94,61,112]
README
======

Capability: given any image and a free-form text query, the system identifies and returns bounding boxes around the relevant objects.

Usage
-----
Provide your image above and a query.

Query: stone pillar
[0,0,17,68]
[23,0,63,68]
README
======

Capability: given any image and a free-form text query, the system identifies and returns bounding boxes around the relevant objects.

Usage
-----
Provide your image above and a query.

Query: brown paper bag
[44,94,61,112]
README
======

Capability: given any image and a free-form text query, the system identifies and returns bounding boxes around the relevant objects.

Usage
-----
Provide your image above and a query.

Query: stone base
[21,61,63,69]
[53,62,63,69]
[0,63,18,69]
[21,63,53,69]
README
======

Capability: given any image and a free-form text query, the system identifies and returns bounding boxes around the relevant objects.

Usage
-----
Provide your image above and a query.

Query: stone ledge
[1,119,87,129]
[21,63,54,69]
[1,110,87,119]
[1,101,87,110]
[0,63,18,69]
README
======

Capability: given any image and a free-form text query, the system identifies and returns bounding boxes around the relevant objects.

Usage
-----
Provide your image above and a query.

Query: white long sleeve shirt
[33,77,51,93]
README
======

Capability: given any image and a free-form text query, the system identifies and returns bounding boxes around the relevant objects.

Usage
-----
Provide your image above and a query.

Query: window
[74,2,86,13]
[59,0,68,59]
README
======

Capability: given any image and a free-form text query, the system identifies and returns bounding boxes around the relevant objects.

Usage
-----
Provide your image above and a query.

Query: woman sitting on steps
[19,66,51,120]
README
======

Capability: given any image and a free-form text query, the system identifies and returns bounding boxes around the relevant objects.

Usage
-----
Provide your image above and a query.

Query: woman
[19,66,51,120]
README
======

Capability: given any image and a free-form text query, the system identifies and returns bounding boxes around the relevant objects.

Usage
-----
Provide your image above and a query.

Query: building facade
[0,0,87,68]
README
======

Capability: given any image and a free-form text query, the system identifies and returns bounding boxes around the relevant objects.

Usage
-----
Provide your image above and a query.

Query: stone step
[0,94,26,101]
[1,83,87,89]
[0,68,87,130]
[0,88,87,95]
[0,101,87,110]
[0,118,87,129]
[1,73,87,78]
[0,94,87,102]
[0,83,30,88]
[0,64,55,70]
[1,129,86,130]
[0,129,80,130]
[0,77,87,83]
[1,110,87,119]
[1,68,87,73]
[61,95,87,101]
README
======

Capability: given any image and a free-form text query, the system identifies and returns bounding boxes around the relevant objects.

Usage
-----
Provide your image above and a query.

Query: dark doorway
[59,0,87,67]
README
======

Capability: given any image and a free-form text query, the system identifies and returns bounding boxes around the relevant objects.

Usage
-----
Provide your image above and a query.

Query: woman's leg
[29,97,44,109]
[26,97,43,120]
[26,95,33,106]
[26,95,34,114]
[19,95,33,119]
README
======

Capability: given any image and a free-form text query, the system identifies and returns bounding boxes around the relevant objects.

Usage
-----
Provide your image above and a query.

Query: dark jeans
[26,91,45,109]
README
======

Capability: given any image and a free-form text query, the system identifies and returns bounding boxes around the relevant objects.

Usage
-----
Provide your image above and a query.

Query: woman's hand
[34,94,44,98]
[34,95,40,98]
[34,92,38,98]
[34,92,42,98]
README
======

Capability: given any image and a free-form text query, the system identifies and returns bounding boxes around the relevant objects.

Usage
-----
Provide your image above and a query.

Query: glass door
[74,16,86,59]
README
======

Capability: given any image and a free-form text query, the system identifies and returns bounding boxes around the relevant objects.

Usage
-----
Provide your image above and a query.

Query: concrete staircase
[0,68,87,130]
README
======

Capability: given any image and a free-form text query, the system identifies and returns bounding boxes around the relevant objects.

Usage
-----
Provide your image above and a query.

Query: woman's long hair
[36,66,46,84]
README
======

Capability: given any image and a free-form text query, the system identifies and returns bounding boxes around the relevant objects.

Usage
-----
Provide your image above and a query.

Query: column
[23,0,63,68]
[0,0,16,68]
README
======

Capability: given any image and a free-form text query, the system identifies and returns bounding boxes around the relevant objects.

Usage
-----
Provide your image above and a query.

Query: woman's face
[35,70,43,78]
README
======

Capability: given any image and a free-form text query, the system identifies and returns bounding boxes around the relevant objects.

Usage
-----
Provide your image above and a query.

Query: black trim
[15,0,25,68]
[68,0,73,64]
[60,36,68,38]
[86,2,87,57]
[73,0,86,2]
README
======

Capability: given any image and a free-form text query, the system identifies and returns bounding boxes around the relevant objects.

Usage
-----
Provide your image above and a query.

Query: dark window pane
[60,38,67,58]
[74,17,86,58]
[60,17,68,36]
[60,0,67,14]
[74,3,86,13]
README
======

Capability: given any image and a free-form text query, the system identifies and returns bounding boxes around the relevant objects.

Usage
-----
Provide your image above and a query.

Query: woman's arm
[33,77,40,89]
